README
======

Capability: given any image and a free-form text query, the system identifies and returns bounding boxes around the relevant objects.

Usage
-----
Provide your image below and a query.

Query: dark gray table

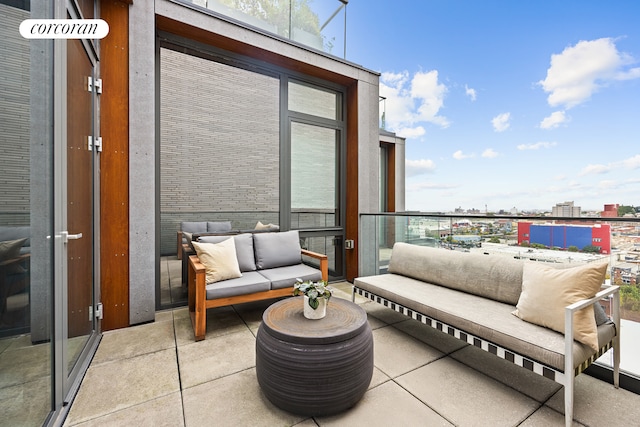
[256,296,373,416]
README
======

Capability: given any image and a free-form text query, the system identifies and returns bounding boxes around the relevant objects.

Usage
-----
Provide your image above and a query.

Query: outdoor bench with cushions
[176,221,233,259]
[188,230,328,341]
[353,242,620,427]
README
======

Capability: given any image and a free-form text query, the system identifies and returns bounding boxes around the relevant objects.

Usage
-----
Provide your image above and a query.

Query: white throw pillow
[192,238,242,284]
[512,260,608,352]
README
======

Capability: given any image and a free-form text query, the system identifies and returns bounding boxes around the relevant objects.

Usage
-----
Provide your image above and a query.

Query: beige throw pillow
[512,260,608,352]
[255,221,279,231]
[192,238,242,284]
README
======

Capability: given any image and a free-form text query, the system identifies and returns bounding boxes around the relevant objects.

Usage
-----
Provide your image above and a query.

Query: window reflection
[0,2,53,425]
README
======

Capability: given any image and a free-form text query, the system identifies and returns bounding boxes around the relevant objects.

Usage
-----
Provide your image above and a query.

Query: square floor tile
[373,325,443,378]
[182,368,305,427]
[65,348,180,425]
[177,328,256,389]
[316,380,453,426]
[396,357,539,426]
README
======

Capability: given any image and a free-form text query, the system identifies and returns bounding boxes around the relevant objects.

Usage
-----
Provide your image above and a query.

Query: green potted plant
[293,278,333,319]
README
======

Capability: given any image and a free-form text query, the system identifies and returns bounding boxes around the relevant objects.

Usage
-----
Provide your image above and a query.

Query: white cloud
[580,164,610,175]
[411,71,450,127]
[395,126,426,139]
[465,84,477,101]
[407,181,458,192]
[517,141,557,150]
[539,37,640,109]
[380,70,450,137]
[482,148,499,158]
[405,158,436,177]
[621,154,640,169]
[539,111,568,129]
[598,180,617,189]
[492,112,511,132]
[580,154,640,176]
[453,150,475,160]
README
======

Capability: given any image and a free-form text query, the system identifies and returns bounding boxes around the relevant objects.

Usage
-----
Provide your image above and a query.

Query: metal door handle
[61,231,83,243]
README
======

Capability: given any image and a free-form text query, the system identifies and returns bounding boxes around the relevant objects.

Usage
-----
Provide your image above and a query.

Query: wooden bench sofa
[354,242,620,427]
[188,230,328,341]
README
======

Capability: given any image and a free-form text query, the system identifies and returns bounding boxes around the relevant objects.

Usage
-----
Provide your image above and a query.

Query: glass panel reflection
[0,2,53,425]
[159,47,280,308]
[288,81,337,120]
[290,122,337,228]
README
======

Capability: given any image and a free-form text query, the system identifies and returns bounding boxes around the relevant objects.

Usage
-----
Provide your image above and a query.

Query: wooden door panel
[67,38,93,339]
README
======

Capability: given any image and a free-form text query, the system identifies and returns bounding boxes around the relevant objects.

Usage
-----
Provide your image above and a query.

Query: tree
[217,0,320,36]
[582,245,601,254]
[618,205,636,216]
[567,245,579,252]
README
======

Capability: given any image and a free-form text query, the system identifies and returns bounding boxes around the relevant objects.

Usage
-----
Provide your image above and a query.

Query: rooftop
[56,281,640,427]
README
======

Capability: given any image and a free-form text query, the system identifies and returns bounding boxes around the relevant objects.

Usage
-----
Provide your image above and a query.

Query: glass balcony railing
[360,212,640,387]
[185,0,348,58]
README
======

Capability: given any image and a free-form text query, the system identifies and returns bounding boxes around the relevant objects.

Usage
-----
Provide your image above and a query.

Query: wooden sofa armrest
[177,231,184,260]
[188,255,207,340]
[301,249,328,282]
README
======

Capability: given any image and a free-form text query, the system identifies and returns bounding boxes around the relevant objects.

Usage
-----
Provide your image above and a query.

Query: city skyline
[346,1,640,212]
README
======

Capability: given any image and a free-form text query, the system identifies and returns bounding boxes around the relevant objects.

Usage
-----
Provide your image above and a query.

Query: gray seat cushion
[259,264,322,290]
[181,221,208,234]
[198,233,256,272]
[253,230,302,270]
[207,221,232,232]
[206,271,270,299]
[354,274,616,371]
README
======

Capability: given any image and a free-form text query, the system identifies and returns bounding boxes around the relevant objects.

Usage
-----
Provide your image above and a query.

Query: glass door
[289,120,344,279]
[287,79,345,281]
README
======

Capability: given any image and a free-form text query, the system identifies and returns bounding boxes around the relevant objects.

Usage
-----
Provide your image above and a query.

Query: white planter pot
[303,295,327,319]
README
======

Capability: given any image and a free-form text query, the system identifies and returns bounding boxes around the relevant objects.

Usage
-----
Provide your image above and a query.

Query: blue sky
[344,1,640,213]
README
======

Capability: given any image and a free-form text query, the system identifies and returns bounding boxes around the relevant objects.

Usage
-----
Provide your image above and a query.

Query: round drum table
[256,297,373,416]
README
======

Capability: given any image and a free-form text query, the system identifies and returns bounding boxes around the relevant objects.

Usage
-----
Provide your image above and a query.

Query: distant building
[552,201,581,217]
[602,204,619,218]
[518,222,611,254]
[612,262,640,285]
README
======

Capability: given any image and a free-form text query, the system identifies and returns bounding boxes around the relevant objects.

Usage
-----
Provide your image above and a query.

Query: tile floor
[63,283,640,427]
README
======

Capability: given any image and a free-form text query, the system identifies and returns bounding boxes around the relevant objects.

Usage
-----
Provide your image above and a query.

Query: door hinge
[95,303,103,320]
[87,76,103,94]
[87,136,102,152]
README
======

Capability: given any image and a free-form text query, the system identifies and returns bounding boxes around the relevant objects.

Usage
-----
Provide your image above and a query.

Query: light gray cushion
[207,221,232,232]
[181,221,207,233]
[198,233,256,272]
[259,264,322,290]
[253,230,301,270]
[594,302,610,326]
[205,271,270,299]
[388,242,524,305]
